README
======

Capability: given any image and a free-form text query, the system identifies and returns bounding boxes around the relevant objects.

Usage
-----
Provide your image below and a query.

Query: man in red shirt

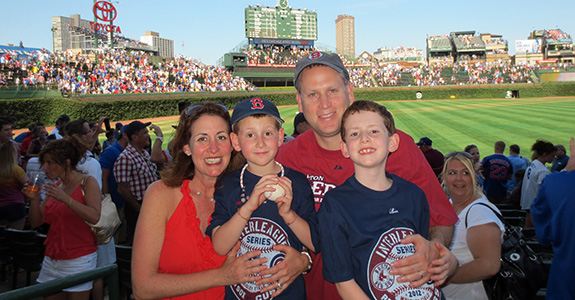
[417,137,445,180]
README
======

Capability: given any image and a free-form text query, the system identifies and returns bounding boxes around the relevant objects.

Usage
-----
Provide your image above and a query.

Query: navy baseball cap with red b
[293,51,349,84]
[231,97,284,127]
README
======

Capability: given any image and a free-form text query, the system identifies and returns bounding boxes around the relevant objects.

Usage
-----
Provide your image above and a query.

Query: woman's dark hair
[530,139,555,161]
[161,103,241,188]
[63,119,88,137]
[464,144,477,153]
[39,136,89,175]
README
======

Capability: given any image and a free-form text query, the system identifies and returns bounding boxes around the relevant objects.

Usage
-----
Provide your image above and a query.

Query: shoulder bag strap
[79,176,90,197]
[465,202,508,229]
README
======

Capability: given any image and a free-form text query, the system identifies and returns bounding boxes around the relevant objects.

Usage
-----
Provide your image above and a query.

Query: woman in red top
[132,103,309,300]
[25,137,101,300]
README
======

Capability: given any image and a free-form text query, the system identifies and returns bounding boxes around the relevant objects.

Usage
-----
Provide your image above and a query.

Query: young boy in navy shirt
[318,100,441,300]
[207,97,317,300]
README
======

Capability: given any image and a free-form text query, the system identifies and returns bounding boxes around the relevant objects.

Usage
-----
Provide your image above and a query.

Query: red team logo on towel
[368,228,441,300]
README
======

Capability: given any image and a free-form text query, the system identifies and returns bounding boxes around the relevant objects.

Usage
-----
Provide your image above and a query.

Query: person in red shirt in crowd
[417,137,445,180]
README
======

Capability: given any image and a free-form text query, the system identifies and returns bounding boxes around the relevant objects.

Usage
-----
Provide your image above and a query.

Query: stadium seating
[115,244,133,300]
[4,228,46,289]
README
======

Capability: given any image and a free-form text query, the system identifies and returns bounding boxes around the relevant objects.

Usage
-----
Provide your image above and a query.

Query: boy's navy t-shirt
[207,165,318,300]
[319,173,441,300]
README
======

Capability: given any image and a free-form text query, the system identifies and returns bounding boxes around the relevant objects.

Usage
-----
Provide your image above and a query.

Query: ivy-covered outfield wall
[2,82,574,128]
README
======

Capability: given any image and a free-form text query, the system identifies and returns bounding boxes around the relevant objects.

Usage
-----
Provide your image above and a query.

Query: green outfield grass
[99,97,574,161]
[378,97,574,158]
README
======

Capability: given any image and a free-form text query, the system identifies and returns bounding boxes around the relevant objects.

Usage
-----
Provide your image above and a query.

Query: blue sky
[1,0,574,65]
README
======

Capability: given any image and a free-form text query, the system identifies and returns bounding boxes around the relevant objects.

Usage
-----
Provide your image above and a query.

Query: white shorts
[37,251,98,292]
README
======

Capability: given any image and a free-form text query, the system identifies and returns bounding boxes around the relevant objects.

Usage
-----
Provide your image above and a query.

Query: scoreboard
[244,1,317,40]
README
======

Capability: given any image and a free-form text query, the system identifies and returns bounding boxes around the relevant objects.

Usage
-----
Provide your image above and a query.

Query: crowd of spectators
[455,34,484,49]
[1,42,574,93]
[348,60,544,87]
[544,29,571,41]
[428,34,449,40]
[243,44,324,65]
[0,48,257,94]
[69,25,149,48]
[484,39,507,46]
[389,46,423,59]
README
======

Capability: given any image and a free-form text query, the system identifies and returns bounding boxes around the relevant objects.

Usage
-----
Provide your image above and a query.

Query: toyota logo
[93,1,117,22]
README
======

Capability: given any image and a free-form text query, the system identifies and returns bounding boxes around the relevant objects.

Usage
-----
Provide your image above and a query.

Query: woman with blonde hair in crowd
[440,151,504,300]
[0,141,28,229]
[24,137,101,300]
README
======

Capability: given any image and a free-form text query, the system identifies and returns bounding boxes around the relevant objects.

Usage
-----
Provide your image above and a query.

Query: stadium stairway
[399,72,414,86]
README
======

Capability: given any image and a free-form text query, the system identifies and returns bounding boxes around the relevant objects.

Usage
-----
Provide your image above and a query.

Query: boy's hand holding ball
[264,179,286,201]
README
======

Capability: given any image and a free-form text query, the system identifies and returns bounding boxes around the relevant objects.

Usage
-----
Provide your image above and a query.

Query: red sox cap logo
[309,51,323,60]
[93,1,117,22]
[249,98,265,110]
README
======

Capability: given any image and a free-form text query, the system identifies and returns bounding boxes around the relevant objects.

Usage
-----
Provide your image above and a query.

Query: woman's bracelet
[237,210,249,222]
[67,197,73,207]
[285,214,298,226]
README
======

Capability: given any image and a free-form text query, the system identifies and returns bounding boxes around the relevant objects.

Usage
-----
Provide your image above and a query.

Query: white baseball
[264,184,285,201]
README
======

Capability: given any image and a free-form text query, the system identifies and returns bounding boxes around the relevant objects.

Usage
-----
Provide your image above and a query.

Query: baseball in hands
[264,184,285,201]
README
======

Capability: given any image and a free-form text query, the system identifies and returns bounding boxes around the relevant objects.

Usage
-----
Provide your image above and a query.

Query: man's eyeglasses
[185,103,229,116]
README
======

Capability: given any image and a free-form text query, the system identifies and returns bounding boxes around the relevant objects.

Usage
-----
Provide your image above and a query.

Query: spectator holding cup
[24,137,101,299]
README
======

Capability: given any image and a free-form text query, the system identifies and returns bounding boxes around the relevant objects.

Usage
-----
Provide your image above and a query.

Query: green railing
[0,264,120,300]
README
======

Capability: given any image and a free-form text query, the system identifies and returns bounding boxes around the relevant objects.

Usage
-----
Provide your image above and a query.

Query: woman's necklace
[190,182,214,202]
[239,161,284,203]
[193,190,214,202]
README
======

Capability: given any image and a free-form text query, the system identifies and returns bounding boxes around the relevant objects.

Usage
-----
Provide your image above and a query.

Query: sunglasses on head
[185,103,229,116]
[445,151,473,160]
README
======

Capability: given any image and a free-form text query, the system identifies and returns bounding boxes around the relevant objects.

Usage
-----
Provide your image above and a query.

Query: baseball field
[132,96,574,159]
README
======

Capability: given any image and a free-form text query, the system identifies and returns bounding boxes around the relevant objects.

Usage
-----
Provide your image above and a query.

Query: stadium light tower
[109,0,120,49]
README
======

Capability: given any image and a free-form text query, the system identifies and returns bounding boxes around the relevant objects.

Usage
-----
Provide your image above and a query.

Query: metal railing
[0,264,120,300]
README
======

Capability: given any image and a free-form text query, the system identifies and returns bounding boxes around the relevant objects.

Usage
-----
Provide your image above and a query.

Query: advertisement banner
[515,39,541,53]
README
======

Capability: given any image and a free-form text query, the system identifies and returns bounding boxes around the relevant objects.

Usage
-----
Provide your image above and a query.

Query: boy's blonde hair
[340,100,396,142]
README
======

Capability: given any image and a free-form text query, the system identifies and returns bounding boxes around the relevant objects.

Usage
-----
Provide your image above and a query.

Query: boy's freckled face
[340,111,399,170]
[231,115,284,169]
